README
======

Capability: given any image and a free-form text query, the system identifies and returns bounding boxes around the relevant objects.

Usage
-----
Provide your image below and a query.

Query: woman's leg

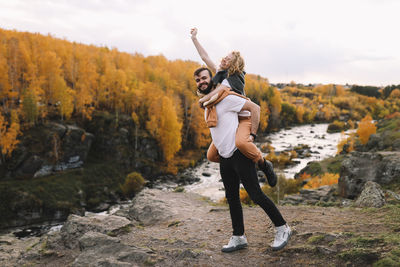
[220,156,244,236]
[235,117,263,163]
[207,142,220,163]
[233,151,286,227]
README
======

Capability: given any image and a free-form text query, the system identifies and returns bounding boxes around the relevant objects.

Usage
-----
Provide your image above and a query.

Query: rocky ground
[1,188,399,267]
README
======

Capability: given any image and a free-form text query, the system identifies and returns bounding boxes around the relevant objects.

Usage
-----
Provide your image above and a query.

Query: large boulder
[338,151,400,199]
[355,181,385,208]
[72,231,153,267]
[60,214,132,249]
[115,189,176,226]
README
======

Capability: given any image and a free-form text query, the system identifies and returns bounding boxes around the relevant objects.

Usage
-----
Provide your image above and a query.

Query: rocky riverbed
[184,123,352,202]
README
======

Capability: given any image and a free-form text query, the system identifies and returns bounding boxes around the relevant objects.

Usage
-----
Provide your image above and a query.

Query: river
[184,123,351,202]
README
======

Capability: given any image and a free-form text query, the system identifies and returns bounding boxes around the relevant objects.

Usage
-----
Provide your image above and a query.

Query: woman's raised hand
[190,28,198,39]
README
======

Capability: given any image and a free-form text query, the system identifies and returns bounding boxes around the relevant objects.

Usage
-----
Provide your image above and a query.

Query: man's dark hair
[194,67,212,77]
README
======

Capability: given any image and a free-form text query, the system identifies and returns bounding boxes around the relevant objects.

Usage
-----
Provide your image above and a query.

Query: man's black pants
[220,149,286,236]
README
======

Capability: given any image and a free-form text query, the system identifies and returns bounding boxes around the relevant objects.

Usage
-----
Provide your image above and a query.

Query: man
[194,68,291,252]
[191,28,278,188]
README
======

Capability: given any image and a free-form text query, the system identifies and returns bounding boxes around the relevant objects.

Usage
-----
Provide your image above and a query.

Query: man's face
[195,70,212,94]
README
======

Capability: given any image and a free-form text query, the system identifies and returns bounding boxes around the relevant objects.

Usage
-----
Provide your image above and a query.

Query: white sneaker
[272,224,292,251]
[221,235,248,252]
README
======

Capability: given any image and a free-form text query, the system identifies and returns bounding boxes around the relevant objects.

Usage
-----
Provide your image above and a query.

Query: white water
[184,123,352,202]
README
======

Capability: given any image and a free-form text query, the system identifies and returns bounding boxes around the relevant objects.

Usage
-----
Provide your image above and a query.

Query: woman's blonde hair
[227,51,245,77]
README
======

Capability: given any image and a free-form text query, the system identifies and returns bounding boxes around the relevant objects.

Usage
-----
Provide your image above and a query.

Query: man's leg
[235,117,277,187]
[232,150,285,227]
[232,150,291,250]
[220,155,248,252]
[207,142,220,163]
[220,156,244,236]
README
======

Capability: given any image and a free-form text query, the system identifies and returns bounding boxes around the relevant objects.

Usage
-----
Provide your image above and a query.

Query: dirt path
[2,190,399,266]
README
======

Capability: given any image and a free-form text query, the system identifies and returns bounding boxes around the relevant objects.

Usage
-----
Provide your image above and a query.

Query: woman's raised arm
[191,28,217,73]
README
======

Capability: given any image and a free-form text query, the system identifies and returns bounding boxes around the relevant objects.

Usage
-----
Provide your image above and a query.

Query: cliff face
[338,117,400,199]
[0,111,163,229]
[1,122,94,179]
[0,111,161,181]
[339,151,400,199]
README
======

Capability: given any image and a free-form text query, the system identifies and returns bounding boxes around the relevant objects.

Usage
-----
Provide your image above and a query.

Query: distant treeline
[351,85,400,98]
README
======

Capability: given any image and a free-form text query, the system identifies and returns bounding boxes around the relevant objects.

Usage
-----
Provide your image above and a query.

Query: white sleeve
[221,79,230,88]
[224,95,246,113]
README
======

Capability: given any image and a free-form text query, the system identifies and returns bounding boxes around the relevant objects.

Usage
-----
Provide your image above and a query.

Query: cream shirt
[206,95,246,158]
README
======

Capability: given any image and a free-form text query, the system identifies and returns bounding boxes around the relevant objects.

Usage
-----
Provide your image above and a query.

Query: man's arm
[190,28,217,73]
[240,100,260,139]
[199,84,230,105]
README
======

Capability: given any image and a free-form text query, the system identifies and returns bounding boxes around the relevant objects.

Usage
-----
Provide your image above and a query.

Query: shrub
[327,120,346,133]
[357,115,377,145]
[303,173,339,189]
[261,175,302,203]
[305,162,323,176]
[265,150,298,168]
[120,172,145,198]
[239,188,252,205]
[373,248,400,267]
[337,132,355,154]
[385,112,400,120]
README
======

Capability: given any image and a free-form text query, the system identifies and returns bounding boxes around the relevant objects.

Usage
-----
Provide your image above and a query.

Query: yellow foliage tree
[296,105,305,123]
[53,76,74,120]
[187,102,210,148]
[39,51,64,106]
[269,87,282,114]
[259,100,270,131]
[21,85,39,125]
[0,110,21,159]
[356,115,376,145]
[146,95,182,161]
[75,51,98,119]
[0,46,11,107]
[389,89,400,99]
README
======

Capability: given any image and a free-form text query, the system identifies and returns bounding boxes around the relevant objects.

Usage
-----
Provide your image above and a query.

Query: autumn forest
[1,27,400,168]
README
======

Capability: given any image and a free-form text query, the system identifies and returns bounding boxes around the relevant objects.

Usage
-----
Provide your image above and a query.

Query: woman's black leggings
[220,150,286,236]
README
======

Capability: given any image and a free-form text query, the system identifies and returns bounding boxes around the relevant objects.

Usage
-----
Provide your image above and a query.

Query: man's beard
[197,80,214,95]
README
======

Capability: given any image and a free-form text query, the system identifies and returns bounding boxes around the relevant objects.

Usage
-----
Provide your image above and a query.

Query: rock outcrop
[60,213,132,249]
[338,151,400,199]
[281,185,339,206]
[4,122,94,179]
[115,188,177,226]
[1,112,163,180]
[72,231,154,267]
[355,181,386,208]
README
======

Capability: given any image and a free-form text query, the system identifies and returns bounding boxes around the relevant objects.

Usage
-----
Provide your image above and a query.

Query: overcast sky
[1,0,399,86]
